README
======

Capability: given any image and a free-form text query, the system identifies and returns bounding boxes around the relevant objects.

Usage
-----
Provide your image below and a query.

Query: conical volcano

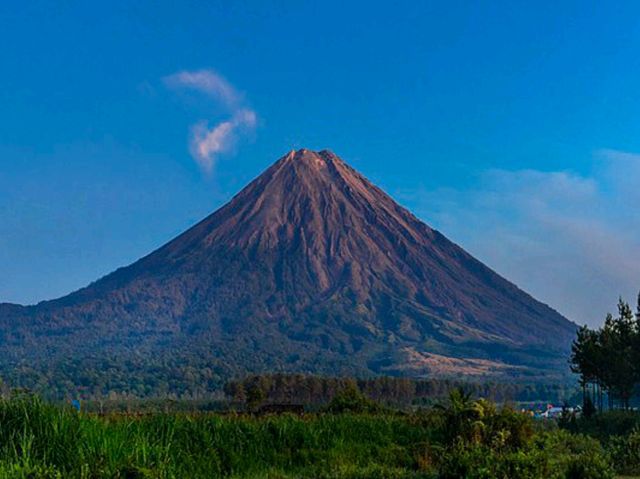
[0,149,576,390]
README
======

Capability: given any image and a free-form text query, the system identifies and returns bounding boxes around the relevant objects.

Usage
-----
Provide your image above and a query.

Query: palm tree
[435,388,482,445]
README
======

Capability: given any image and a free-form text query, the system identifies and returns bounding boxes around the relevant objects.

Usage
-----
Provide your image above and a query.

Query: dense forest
[0,357,577,405]
[570,292,640,411]
[0,369,578,411]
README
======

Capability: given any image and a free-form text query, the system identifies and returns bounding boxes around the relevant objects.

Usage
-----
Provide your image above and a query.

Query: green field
[0,390,636,479]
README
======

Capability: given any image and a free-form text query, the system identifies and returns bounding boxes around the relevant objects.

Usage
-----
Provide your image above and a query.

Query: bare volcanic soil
[0,149,576,393]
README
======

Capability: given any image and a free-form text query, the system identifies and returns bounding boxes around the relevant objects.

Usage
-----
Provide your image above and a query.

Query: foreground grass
[0,397,432,478]
[0,395,628,479]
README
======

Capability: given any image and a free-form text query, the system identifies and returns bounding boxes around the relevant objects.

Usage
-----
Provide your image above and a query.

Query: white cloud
[164,69,257,173]
[164,69,241,108]
[405,151,640,327]
[189,109,257,173]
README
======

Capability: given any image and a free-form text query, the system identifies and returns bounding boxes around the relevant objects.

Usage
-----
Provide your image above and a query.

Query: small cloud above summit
[164,69,257,174]
[189,109,257,172]
[164,70,241,109]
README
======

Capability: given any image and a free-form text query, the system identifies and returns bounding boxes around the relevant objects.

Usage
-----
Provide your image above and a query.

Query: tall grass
[0,395,621,478]
[0,396,431,478]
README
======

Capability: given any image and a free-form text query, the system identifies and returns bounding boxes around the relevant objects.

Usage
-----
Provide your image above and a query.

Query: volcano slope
[0,149,576,394]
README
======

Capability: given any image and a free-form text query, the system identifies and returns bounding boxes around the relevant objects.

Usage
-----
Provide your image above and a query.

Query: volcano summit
[0,149,575,390]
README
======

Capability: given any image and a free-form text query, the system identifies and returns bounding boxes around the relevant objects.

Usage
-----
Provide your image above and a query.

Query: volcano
[0,149,575,391]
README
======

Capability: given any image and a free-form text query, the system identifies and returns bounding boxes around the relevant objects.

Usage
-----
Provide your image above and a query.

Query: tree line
[224,373,577,410]
[570,292,640,411]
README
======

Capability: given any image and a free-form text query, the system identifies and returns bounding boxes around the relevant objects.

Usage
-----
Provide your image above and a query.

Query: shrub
[324,384,382,414]
[536,430,614,479]
[565,410,640,439]
[437,443,546,479]
[428,389,535,451]
[606,428,640,475]
[563,453,613,479]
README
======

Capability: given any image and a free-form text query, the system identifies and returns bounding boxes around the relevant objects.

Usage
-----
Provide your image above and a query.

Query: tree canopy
[570,293,640,411]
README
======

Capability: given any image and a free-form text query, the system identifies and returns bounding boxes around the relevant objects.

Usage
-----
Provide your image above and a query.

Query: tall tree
[570,295,640,412]
[613,299,635,409]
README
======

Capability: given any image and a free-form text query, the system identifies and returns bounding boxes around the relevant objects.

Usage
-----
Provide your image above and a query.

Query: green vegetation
[570,293,640,411]
[560,410,640,477]
[223,374,578,410]
[1,357,577,403]
[1,293,638,477]
[0,390,630,479]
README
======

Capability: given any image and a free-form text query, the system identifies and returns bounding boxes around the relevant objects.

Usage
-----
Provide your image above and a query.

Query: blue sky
[1,1,639,326]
